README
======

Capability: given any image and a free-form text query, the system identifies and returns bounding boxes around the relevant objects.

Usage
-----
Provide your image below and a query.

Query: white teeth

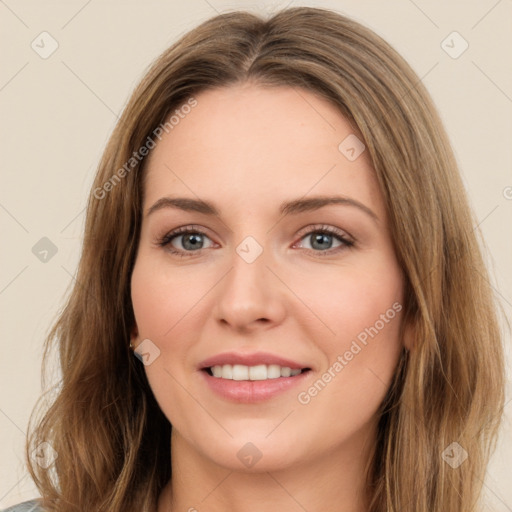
[221,364,233,379]
[249,364,267,381]
[209,364,304,380]
[232,364,249,381]
[267,364,281,379]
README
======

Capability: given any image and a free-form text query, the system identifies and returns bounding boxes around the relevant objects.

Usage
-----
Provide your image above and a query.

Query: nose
[212,241,287,333]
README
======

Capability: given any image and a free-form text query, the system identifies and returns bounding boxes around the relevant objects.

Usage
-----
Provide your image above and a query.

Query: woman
[4,6,505,512]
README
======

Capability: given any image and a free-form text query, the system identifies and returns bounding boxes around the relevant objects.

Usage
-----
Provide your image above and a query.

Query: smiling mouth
[203,364,312,381]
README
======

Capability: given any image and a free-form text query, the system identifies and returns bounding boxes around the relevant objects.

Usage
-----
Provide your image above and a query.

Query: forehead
[142,84,385,220]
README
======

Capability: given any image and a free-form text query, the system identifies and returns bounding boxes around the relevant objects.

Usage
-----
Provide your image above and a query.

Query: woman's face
[130,83,408,471]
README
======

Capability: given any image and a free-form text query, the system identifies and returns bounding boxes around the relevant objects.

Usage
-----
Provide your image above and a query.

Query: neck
[158,424,376,512]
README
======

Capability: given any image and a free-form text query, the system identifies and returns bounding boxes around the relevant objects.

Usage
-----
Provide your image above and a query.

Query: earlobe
[129,325,139,350]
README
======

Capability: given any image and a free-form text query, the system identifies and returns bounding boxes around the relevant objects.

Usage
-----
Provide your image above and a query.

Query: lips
[197,351,313,403]
[200,366,311,402]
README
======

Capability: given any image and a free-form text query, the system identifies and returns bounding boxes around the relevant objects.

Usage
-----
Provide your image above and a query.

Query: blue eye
[157,224,354,258]
[157,226,214,257]
[297,230,352,253]
[293,225,354,256]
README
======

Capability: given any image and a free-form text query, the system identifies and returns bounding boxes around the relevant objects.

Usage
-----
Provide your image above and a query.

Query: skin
[130,83,411,512]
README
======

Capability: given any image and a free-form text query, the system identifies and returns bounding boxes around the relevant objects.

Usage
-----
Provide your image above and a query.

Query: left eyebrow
[279,196,378,223]
[146,195,379,224]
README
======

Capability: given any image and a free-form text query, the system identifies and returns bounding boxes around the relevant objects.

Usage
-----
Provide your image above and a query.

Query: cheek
[294,255,404,351]
[293,257,404,419]
[130,255,207,340]
[130,257,196,396]
[130,257,202,425]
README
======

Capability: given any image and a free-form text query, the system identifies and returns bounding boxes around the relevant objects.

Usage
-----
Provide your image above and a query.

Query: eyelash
[156,224,354,258]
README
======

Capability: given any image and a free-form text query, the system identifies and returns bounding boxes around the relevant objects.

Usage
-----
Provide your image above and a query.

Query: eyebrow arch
[146,195,379,223]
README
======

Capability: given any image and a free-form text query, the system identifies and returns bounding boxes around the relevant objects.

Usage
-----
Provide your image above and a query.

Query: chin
[201,436,303,473]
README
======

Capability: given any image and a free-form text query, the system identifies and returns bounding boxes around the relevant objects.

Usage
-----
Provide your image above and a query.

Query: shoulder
[1,500,44,512]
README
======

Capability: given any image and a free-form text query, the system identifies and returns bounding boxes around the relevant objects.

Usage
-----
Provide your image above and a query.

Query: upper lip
[198,352,310,370]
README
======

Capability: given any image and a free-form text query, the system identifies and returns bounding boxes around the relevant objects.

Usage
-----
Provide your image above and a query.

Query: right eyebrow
[146,197,218,217]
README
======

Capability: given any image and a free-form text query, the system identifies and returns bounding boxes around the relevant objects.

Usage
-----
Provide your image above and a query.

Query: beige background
[1,0,511,509]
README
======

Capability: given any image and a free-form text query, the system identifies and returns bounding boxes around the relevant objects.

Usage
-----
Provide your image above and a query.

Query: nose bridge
[226,234,269,304]
[213,233,284,329]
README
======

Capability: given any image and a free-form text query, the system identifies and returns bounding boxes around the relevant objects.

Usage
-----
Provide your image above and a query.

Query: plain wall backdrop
[1,0,511,509]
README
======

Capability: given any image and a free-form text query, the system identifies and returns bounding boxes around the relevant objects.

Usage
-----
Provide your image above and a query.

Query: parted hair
[26,7,505,512]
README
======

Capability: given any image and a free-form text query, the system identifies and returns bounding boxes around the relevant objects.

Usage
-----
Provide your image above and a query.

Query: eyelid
[294,224,354,244]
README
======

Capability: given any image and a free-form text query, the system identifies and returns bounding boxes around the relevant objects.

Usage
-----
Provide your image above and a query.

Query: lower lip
[200,369,311,403]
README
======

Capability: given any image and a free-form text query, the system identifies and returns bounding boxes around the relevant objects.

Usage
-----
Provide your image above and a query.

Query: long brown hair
[26,7,505,511]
